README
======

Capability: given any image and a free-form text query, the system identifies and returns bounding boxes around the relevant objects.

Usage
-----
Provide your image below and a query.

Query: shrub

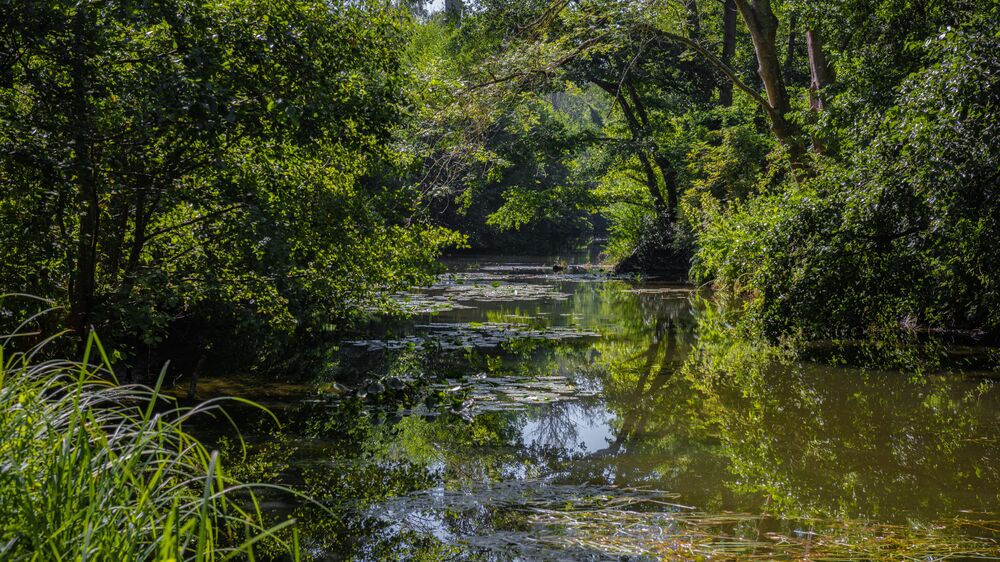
[693,16,1000,342]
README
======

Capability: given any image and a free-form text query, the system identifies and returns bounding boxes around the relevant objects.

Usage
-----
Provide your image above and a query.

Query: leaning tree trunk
[590,76,669,216]
[627,83,678,220]
[734,0,807,174]
[619,102,669,216]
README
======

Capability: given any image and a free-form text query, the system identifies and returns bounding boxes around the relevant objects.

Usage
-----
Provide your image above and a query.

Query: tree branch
[465,33,608,92]
[144,204,242,243]
[638,24,776,120]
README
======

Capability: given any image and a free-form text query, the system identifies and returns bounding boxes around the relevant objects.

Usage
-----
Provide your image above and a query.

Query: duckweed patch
[343,322,600,351]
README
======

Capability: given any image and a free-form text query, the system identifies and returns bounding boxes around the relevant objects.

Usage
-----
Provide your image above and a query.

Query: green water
[206,255,1000,560]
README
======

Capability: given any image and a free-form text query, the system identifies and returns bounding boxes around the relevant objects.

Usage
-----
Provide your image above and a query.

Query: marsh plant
[0,328,300,561]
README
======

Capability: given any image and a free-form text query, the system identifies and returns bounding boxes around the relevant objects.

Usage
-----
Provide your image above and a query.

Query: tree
[0,0,460,366]
[719,0,739,106]
[693,9,1000,340]
[732,0,805,170]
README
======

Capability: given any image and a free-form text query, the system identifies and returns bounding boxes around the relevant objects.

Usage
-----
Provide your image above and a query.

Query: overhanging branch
[638,24,776,120]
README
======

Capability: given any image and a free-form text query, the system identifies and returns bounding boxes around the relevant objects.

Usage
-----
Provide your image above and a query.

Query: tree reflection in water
[214,260,1000,560]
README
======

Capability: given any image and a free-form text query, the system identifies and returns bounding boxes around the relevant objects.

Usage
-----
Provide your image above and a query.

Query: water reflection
[211,256,1000,560]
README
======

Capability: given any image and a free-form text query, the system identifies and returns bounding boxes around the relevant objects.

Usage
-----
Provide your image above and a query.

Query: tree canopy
[406,0,1000,343]
[2,0,998,367]
[1,0,462,370]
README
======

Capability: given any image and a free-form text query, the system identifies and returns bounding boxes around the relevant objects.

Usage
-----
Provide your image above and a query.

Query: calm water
[203,254,1000,560]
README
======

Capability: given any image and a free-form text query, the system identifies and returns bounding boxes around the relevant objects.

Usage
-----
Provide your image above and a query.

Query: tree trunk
[68,10,98,343]
[637,152,666,215]
[118,189,149,299]
[719,0,738,106]
[618,103,668,215]
[627,83,678,220]
[684,0,702,41]
[590,77,669,216]
[187,353,207,399]
[806,27,834,153]
[734,0,787,116]
[806,28,833,112]
[734,0,806,173]
[784,12,798,83]
[105,195,131,286]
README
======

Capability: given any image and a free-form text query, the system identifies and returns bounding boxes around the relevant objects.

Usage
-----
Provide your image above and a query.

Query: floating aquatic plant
[343,322,600,352]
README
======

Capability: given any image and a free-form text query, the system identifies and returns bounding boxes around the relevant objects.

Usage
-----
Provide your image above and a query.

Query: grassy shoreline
[0,332,300,561]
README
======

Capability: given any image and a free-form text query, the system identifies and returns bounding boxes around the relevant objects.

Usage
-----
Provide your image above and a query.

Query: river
[195,254,1000,560]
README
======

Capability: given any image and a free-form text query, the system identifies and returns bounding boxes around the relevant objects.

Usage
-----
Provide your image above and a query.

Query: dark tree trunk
[784,12,798,83]
[637,151,666,215]
[719,0,738,106]
[590,76,669,216]
[118,189,149,299]
[68,10,98,343]
[619,96,667,214]
[684,0,702,41]
[619,104,668,215]
[187,353,207,399]
[627,83,678,220]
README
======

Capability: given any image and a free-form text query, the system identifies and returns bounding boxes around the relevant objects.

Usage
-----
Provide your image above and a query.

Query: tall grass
[0,326,300,561]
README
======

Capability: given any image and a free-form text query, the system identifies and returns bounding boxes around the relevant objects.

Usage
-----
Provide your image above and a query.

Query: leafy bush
[693,16,1000,341]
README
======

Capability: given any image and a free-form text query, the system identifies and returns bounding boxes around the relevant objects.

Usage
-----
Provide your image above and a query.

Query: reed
[0,327,300,561]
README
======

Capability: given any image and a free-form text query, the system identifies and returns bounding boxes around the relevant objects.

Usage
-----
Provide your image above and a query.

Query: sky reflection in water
[209,254,1000,560]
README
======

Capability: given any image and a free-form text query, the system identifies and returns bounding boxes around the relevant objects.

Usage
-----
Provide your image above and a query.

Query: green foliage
[4,0,999,358]
[0,328,299,560]
[0,0,460,369]
[406,1,725,260]
[684,116,775,207]
[694,13,1000,341]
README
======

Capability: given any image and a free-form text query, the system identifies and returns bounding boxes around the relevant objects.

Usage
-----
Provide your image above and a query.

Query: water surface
[203,255,1000,560]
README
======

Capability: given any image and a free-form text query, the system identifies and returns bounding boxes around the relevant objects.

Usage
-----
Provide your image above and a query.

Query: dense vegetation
[2,0,999,557]
[411,0,1000,343]
[0,1,461,374]
[0,328,298,560]
[4,0,996,362]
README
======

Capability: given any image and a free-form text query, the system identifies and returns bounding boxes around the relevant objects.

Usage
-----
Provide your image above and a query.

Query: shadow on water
[192,255,1000,560]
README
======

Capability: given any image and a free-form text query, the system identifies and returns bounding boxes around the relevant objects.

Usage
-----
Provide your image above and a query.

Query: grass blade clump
[0,330,299,561]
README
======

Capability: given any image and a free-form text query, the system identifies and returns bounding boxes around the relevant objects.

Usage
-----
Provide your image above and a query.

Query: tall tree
[719,0,738,106]
[733,0,806,171]
[783,11,798,82]
[806,27,833,112]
